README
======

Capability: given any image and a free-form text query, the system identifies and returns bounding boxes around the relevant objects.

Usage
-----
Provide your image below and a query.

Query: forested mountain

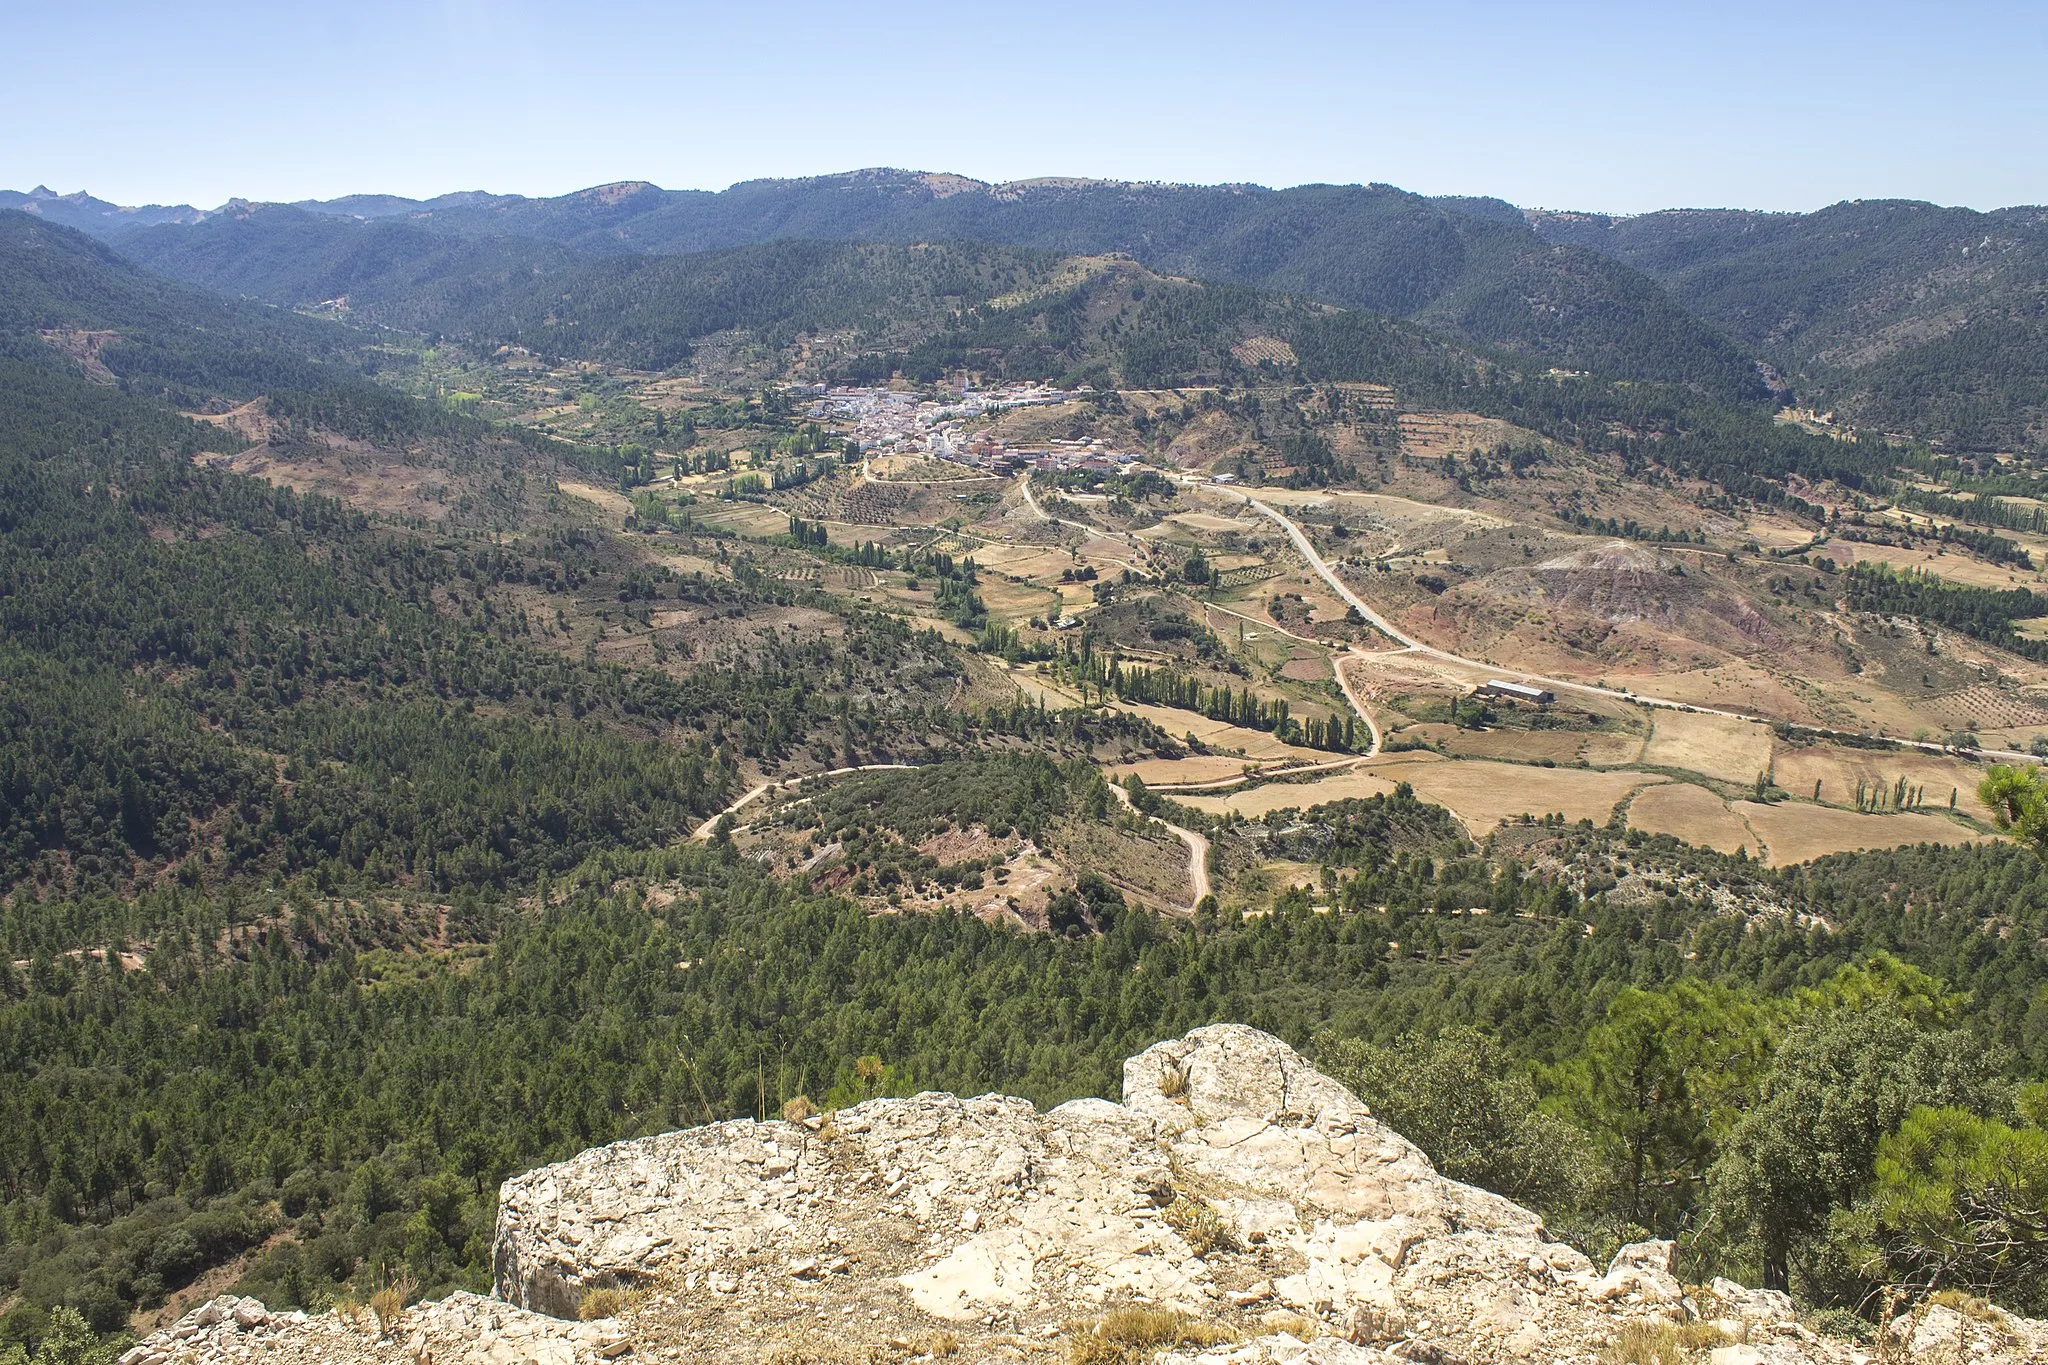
[115,208,1500,392]
[0,209,398,409]
[1532,199,2048,449]
[108,203,589,333]
[110,172,1765,400]
[47,170,2048,446]
[101,203,1905,507]
[0,212,992,905]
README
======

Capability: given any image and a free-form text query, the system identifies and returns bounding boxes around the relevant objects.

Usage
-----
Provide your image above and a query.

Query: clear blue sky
[6,0,2043,213]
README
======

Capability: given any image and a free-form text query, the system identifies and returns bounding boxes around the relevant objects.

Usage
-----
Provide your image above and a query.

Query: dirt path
[689,758,1212,912]
[1145,754,1373,793]
[690,765,916,840]
[1332,653,1384,756]
[1017,475,1152,576]
[1109,783,1210,910]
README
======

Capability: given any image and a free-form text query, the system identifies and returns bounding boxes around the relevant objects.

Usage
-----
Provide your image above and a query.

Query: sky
[5,0,2044,214]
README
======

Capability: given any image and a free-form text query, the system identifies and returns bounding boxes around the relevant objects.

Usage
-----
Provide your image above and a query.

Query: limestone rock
[127,1025,2048,1364]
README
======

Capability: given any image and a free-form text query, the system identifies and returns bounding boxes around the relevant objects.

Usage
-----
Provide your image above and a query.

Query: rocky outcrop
[118,1292,633,1365]
[123,1026,2048,1364]
[481,1024,2048,1362]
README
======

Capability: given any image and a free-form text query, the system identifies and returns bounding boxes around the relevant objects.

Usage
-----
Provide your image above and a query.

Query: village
[804,381,1148,475]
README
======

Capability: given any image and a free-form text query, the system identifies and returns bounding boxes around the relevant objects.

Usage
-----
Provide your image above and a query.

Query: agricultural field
[1640,710,1777,784]
[1624,781,1759,854]
[1181,765,1405,818]
[551,408,2037,887]
[1733,800,1986,866]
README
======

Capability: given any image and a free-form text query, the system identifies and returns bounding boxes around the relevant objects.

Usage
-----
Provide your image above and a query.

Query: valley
[8,158,2048,1356]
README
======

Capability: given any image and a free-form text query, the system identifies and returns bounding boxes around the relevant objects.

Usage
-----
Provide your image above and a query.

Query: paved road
[1197,480,2040,769]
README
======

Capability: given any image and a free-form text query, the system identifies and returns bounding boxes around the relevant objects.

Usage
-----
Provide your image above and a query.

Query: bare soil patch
[558,479,636,520]
[1182,769,1403,819]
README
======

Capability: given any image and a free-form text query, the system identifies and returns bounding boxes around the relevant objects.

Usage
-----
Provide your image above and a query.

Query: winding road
[1108,782,1211,909]
[1199,480,2041,768]
[829,458,2031,777]
[690,764,915,840]
[689,760,1215,914]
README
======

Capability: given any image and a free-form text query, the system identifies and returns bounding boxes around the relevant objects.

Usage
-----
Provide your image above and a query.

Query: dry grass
[332,1294,368,1332]
[1386,758,1662,834]
[368,1270,417,1339]
[577,1282,657,1321]
[1600,1320,1735,1365]
[1733,800,1984,865]
[556,479,637,521]
[1163,1197,1237,1257]
[1067,1309,1235,1365]
[1108,755,1272,787]
[1180,768,1401,819]
[1641,710,1775,785]
[1772,744,1985,813]
[1262,1312,1319,1340]
[1928,1288,2009,1328]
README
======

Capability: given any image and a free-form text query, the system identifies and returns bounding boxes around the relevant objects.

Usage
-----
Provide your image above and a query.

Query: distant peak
[570,181,662,207]
[28,185,57,199]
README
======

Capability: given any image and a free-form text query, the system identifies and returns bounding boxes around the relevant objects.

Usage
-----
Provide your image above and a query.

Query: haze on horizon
[7,0,2046,216]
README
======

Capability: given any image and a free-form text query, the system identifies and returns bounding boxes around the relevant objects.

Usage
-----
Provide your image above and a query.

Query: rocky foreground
[126,1026,2046,1364]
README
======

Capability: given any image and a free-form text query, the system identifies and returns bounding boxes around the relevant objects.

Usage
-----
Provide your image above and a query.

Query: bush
[1808,1308,1873,1341]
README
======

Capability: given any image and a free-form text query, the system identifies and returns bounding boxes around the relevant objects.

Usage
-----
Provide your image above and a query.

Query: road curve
[690,764,916,841]
[691,759,1213,915]
[1109,781,1211,910]
[1197,480,2040,769]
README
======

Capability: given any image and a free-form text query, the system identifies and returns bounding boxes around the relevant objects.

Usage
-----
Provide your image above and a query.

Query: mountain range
[11,168,2048,449]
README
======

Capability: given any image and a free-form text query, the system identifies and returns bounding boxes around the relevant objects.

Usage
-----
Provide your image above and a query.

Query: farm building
[1478,680,1555,705]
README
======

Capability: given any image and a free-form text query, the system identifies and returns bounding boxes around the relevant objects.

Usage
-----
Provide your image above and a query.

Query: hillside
[1532,199,2048,449]
[0,208,369,388]
[61,171,2048,448]
[117,210,1505,394]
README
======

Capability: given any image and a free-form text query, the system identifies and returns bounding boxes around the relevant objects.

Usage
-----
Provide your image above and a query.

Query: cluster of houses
[800,382,1142,475]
